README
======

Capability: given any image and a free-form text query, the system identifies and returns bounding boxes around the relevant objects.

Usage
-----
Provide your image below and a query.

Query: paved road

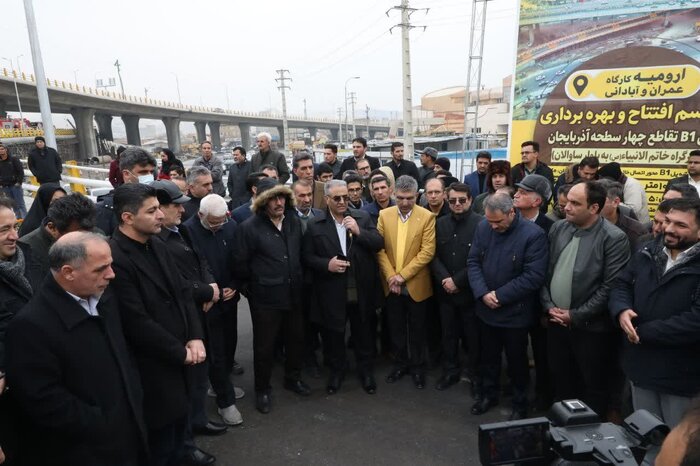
[195,297,522,466]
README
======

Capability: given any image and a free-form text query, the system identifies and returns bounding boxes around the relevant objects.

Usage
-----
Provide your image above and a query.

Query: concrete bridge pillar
[162,117,182,154]
[308,127,318,141]
[194,121,207,144]
[239,123,251,150]
[208,122,221,150]
[276,126,285,149]
[71,108,98,162]
[370,130,378,140]
[330,128,339,141]
[121,115,141,146]
[94,113,113,141]
[0,99,7,117]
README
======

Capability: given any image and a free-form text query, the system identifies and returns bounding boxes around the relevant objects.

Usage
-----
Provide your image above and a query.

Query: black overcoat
[302,208,383,332]
[109,228,203,429]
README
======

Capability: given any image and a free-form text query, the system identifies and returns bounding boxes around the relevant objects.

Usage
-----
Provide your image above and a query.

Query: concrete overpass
[0,70,392,161]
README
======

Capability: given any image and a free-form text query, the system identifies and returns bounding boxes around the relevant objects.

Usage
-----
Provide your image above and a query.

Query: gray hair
[483,193,514,214]
[395,175,418,193]
[49,232,108,271]
[324,179,347,196]
[256,132,272,143]
[597,178,624,201]
[199,194,228,216]
[187,166,211,185]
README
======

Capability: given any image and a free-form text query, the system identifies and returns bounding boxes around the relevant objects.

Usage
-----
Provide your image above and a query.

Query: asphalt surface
[194,297,520,466]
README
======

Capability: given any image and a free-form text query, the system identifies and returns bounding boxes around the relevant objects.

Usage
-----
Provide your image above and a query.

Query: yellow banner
[565,65,700,101]
[551,148,691,165]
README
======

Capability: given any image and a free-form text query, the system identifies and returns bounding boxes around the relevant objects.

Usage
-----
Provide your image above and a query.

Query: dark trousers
[479,320,530,409]
[184,360,209,454]
[250,306,304,392]
[530,320,553,405]
[548,325,618,417]
[206,304,238,409]
[326,302,376,376]
[439,300,480,377]
[302,283,325,365]
[425,296,442,364]
[385,293,427,373]
[148,417,187,466]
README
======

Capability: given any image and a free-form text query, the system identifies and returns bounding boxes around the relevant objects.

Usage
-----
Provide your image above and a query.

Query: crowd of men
[0,133,699,465]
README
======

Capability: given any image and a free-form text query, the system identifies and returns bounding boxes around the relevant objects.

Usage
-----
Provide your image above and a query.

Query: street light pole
[171,73,182,105]
[23,0,56,147]
[2,57,24,131]
[344,76,359,145]
[113,59,125,98]
[73,69,79,87]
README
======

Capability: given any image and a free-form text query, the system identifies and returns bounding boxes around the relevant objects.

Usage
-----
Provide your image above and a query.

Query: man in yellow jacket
[377,175,436,389]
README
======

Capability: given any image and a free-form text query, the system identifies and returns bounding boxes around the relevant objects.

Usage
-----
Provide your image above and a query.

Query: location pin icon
[573,75,588,96]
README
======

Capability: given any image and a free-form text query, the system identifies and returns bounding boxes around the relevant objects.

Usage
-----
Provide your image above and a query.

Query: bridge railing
[0,128,75,138]
[1,68,391,127]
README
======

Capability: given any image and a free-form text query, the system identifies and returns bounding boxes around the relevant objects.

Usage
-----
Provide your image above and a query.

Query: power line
[297,29,392,78]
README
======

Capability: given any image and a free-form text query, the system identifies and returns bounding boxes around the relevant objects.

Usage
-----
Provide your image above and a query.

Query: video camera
[478,399,669,465]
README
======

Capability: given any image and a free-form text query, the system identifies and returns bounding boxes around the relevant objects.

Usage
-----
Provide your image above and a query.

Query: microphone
[344,211,353,239]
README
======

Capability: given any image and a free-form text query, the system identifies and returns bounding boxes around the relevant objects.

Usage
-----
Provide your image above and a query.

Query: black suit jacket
[431,210,483,307]
[339,155,380,176]
[109,228,203,429]
[6,277,147,466]
[302,209,383,332]
[664,174,690,193]
[158,227,216,305]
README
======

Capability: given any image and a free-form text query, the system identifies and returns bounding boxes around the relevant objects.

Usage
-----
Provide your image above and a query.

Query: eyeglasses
[330,195,349,203]
[448,198,468,205]
[348,187,363,193]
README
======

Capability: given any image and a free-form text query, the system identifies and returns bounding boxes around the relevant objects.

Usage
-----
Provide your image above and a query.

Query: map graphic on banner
[509,0,700,214]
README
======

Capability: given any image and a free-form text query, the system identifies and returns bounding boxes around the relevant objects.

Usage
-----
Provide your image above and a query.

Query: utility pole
[337,107,343,144]
[144,87,149,98]
[114,59,125,99]
[387,0,427,158]
[303,98,307,119]
[275,69,292,152]
[365,104,370,139]
[461,0,491,180]
[23,0,56,148]
[349,92,358,139]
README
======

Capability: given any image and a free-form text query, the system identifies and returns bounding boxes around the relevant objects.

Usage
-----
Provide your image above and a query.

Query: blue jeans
[1,185,27,219]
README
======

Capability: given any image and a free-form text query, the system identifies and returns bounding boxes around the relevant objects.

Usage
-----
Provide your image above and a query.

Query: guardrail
[1,67,392,126]
[0,128,75,138]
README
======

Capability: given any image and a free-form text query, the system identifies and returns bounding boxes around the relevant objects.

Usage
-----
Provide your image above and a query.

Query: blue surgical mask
[137,173,154,184]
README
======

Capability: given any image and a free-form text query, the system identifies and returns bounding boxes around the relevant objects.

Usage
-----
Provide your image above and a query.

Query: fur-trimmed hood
[251,183,296,213]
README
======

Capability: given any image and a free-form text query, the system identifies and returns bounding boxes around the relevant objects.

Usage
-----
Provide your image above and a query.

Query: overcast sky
[3,0,517,120]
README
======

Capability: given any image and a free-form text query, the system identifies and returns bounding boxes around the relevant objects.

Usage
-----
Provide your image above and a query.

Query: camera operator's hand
[618,309,639,344]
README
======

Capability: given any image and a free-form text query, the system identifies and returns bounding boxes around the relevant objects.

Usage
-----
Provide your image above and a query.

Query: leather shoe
[256,392,271,414]
[192,421,228,436]
[509,408,528,421]
[412,373,426,389]
[284,379,312,396]
[385,367,407,383]
[326,372,344,395]
[435,374,460,391]
[361,374,377,394]
[181,447,216,466]
[471,397,498,415]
